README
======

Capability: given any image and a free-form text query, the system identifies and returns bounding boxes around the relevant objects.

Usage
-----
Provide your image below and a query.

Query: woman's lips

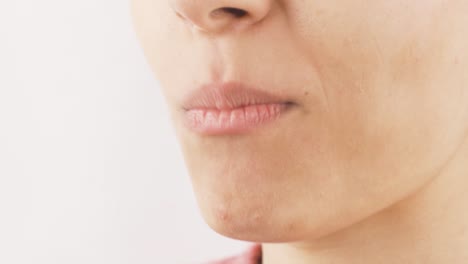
[181,82,296,135]
[185,103,293,135]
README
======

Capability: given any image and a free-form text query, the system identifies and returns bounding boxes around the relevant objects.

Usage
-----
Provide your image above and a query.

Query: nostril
[222,7,248,18]
[212,7,248,18]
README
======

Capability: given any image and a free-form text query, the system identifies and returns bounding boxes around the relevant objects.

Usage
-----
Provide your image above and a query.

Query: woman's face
[132,0,468,242]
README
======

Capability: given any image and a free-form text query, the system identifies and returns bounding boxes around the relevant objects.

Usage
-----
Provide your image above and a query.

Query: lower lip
[184,103,292,135]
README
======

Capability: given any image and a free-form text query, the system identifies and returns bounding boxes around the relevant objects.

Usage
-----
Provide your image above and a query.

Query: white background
[1,1,249,263]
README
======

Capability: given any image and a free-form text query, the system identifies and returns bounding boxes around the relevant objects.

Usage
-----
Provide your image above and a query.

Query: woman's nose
[169,0,273,33]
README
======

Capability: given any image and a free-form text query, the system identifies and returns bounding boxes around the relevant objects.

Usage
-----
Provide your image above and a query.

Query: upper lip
[182,81,295,110]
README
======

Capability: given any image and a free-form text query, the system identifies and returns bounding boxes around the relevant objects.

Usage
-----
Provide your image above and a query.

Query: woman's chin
[196,195,324,243]
[201,205,287,242]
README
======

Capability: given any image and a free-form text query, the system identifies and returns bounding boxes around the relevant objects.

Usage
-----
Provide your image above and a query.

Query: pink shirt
[207,244,262,264]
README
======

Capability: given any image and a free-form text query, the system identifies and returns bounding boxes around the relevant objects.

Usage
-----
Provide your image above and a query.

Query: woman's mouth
[181,81,297,135]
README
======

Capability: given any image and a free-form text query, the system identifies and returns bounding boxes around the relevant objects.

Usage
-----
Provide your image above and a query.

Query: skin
[131,0,468,263]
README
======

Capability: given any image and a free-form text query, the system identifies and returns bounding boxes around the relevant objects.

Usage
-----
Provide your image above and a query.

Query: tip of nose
[172,1,272,34]
[185,7,252,34]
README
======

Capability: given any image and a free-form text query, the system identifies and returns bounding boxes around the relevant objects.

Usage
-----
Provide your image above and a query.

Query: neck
[262,141,468,264]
